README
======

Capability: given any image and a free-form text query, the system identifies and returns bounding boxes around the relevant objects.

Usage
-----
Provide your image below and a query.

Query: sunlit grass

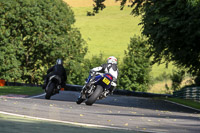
[72,6,142,60]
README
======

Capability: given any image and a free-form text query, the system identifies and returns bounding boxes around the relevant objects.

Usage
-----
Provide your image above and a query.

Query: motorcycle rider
[42,59,67,90]
[87,56,118,96]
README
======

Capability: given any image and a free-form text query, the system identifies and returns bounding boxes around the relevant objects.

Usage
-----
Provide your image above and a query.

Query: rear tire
[45,82,55,99]
[85,85,103,106]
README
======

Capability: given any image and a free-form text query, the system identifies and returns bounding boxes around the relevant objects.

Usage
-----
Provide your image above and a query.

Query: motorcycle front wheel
[85,85,103,106]
[45,82,55,99]
[76,97,85,104]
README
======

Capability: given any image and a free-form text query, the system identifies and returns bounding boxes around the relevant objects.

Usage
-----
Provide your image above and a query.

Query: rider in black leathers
[42,59,67,89]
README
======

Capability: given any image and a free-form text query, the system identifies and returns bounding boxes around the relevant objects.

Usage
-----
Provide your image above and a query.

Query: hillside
[64,0,141,61]
[64,0,122,7]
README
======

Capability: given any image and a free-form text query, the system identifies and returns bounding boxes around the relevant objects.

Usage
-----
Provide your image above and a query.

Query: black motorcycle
[45,75,62,99]
[76,72,114,105]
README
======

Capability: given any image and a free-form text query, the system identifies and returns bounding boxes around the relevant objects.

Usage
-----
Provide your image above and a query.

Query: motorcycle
[76,72,114,105]
[45,75,62,99]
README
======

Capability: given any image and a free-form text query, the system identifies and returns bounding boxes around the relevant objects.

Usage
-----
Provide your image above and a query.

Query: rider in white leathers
[89,56,118,95]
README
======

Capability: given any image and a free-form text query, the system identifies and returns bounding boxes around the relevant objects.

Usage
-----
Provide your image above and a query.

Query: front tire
[85,85,103,106]
[45,82,55,99]
[76,97,85,104]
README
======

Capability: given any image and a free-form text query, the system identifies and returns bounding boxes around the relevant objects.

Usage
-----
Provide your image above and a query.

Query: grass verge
[0,86,43,96]
[156,97,200,110]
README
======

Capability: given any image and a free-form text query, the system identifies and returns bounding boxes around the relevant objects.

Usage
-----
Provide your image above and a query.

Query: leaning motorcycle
[76,72,114,105]
[45,75,62,99]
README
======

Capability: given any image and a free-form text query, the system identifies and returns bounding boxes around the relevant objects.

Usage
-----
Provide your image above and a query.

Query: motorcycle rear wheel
[85,85,103,106]
[45,82,55,99]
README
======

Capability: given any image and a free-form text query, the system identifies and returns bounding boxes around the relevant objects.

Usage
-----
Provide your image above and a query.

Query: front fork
[79,73,98,99]
[80,85,87,99]
[80,83,95,99]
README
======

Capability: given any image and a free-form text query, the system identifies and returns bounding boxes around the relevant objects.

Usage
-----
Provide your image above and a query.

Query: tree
[0,0,23,81]
[92,0,200,76]
[119,36,151,92]
[0,43,22,81]
[0,0,87,84]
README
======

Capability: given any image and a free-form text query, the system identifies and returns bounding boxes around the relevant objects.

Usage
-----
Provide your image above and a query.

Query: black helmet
[56,59,63,65]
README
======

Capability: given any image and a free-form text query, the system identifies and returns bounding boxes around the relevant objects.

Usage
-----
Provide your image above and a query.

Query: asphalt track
[0,90,200,133]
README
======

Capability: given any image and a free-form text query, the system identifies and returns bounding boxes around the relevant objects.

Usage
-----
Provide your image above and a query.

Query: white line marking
[164,100,200,112]
[29,93,46,98]
[0,111,128,130]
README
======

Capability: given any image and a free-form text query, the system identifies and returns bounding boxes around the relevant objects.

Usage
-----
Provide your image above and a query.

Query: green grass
[166,98,200,110]
[158,97,200,110]
[0,86,43,96]
[72,6,142,61]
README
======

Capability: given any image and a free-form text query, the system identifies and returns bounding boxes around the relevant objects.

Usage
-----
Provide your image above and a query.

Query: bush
[119,36,152,92]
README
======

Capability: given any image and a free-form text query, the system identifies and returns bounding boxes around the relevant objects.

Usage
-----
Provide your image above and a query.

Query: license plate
[102,77,110,85]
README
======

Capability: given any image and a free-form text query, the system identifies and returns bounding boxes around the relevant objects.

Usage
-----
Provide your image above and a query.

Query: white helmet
[107,56,117,64]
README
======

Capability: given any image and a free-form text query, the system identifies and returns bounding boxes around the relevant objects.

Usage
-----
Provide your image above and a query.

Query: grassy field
[72,6,142,61]
[64,0,123,7]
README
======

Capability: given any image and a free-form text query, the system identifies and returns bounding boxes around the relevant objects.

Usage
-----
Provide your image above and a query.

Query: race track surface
[0,91,200,133]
